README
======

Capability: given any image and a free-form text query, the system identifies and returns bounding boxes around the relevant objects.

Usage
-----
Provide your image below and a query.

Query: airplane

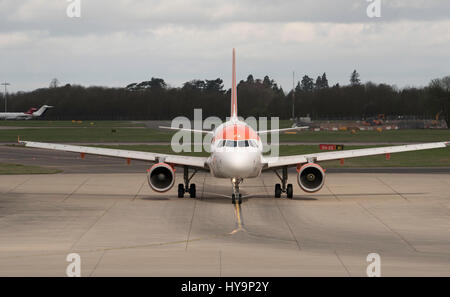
[0,105,53,120]
[19,49,449,204]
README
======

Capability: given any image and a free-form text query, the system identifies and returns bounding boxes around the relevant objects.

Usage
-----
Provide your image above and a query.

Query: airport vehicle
[19,50,449,204]
[0,105,53,120]
[363,114,385,126]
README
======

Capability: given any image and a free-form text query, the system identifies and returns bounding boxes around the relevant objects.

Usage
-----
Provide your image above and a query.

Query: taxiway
[0,168,449,276]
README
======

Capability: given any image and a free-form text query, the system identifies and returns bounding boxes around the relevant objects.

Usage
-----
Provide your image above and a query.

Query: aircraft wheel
[189,184,196,198]
[275,184,282,198]
[178,184,185,198]
[232,194,236,204]
[286,184,293,199]
[238,194,242,204]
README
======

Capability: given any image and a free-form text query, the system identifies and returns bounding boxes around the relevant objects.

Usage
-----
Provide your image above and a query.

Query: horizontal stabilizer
[257,126,309,135]
[159,126,214,134]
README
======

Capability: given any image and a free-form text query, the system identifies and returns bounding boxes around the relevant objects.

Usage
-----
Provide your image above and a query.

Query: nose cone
[222,151,259,178]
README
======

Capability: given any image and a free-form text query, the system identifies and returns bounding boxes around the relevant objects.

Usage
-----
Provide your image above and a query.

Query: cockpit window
[220,140,257,148]
[225,140,237,147]
[237,140,248,147]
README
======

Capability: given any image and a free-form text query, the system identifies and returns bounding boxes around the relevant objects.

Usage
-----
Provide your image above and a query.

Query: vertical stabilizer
[231,48,238,118]
[32,105,53,117]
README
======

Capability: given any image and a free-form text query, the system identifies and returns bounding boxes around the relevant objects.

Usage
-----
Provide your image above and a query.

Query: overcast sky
[0,0,449,93]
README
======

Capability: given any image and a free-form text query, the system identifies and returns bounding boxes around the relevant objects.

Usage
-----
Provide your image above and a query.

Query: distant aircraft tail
[230,48,238,119]
[32,105,53,117]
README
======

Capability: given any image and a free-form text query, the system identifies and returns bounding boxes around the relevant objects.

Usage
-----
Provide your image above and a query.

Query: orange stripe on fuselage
[215,124,259,141]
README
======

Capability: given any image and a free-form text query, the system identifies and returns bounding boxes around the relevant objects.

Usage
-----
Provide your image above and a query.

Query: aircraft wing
[262,142,449,169]
[20,141,209,170]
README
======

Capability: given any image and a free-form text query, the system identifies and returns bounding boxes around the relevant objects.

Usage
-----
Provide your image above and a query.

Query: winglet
[17,136,27,146]
[17,137,27,145]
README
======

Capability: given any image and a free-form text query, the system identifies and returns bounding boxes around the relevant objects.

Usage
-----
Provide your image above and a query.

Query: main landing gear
[231,178,243,205]
[178,166,197,198]
[274,167,293,199]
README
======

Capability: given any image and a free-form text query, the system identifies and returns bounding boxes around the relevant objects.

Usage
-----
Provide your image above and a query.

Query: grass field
[0,163,62,175]
[0,127,172,142]
[1,127,450,143]
[92,144,450,167]
[277,129,450,143]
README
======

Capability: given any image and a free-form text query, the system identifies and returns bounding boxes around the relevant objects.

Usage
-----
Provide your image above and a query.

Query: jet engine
[297,163,325,193]
[147,163,175,192]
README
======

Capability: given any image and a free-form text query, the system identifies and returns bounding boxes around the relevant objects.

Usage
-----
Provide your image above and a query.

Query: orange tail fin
[231,48,238,118]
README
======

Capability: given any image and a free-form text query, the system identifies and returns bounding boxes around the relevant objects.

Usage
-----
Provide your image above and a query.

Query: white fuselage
[0,113,33,120]
[208,119,264,179]
[0,106,53,120]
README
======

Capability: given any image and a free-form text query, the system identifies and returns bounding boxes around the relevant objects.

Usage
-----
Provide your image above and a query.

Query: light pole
[292,72,295,122]
[1,82,10,114]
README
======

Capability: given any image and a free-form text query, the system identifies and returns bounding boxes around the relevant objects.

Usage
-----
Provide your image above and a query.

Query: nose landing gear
[231,178,243,204]
[274,167,293,199]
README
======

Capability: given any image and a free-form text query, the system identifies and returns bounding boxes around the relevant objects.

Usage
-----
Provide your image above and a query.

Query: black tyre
[275,184,282,198]
[178,184,185,198]
[189,184,196,198]
[238,194,242,204]
[232,194,236,204]
[286,184,293,199]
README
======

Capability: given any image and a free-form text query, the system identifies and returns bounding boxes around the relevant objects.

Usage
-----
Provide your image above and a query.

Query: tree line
[2,72,449,126]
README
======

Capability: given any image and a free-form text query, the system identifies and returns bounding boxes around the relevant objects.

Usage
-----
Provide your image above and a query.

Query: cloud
[0,0,449,92]
[1,0,450,34]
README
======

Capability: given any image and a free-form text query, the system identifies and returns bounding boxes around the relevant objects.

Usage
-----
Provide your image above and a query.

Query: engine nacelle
[147,163,175,192]
[297,163,325,193]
